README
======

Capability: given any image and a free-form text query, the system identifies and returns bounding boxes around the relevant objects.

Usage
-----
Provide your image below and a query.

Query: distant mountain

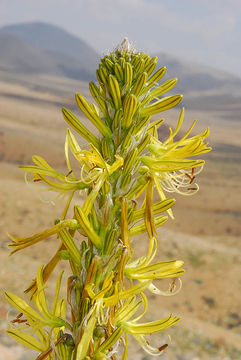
[1,22,241,116]
[0,32,60,74]
[156,52,241,94]
[0,22,99,80]
[1,22,98,63]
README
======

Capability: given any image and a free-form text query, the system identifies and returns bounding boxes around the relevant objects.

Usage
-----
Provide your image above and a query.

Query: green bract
[6,38,211,359]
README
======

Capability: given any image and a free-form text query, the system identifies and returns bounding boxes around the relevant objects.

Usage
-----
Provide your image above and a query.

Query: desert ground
[0,72,241,360]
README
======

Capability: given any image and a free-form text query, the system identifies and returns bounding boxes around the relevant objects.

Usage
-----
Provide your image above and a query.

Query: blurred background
[0,1,241,359]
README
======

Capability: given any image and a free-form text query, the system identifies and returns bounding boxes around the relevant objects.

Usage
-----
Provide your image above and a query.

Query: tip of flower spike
[116,37,136,53]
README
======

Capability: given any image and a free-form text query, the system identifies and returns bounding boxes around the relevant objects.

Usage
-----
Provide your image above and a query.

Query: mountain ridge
[0,22,99,81]
[0,22,241,117]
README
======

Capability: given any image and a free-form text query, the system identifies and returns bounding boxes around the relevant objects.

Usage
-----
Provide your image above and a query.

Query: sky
[1,0,241,76]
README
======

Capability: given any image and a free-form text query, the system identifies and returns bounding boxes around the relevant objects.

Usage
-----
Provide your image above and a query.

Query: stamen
[66,169,73,177]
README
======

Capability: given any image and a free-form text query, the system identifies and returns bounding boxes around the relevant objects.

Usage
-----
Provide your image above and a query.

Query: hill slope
[156,52,241,94]
[0,33,60,74]
[1,22,241,117]
[1,22,98,66]
[0,22,99,80]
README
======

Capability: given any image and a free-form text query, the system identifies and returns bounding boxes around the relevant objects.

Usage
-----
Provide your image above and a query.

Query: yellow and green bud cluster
[5,38,211,359]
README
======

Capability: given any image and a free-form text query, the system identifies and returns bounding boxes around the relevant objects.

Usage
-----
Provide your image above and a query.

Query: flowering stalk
[5,38,211,359]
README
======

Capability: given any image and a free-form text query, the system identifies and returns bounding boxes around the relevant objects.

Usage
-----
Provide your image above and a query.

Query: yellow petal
[96,327,123,354]
[59,229,82,266]
[122,314,180,335]
[6,329,45,352]
[74,206,102,249]
[9,219,79,254]
[76,307,97,359]
[5,291,45,324]
[52,271,64,315]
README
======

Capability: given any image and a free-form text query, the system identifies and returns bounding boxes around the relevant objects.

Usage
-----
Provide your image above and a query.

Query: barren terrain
[0,73,241,360]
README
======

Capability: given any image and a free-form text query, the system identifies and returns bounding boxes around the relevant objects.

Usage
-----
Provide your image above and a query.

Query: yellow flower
[113,293,178,357]
[5,266,70,355]
[6,40,212,359]
[126,234,184,297]
[139,107,211,217]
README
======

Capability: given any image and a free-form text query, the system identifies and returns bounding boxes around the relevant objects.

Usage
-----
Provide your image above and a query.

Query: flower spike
[6,39,211,359]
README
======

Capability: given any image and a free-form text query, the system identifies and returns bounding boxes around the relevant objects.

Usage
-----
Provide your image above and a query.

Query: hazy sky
[1,0,241,76]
